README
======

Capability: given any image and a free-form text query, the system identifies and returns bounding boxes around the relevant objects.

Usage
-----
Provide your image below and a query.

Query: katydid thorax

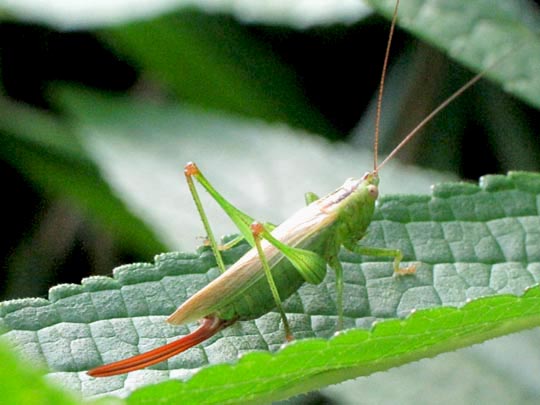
[87,0,504,377]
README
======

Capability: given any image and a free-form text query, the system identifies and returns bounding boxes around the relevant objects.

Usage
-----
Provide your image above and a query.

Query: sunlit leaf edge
[126,283,540,404]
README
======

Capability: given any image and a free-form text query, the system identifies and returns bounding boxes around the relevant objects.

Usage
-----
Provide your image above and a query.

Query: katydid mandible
[87,0,500,377]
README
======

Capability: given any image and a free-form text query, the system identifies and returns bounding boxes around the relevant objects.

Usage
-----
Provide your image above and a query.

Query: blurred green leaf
[103,11,336,136]
[0,97,166,257]
[0,98,86,159]
[353,0,540,176]
[368,0,540,110]
[55,86,454,250]
[0,340,80,405]
[0,0,372,29]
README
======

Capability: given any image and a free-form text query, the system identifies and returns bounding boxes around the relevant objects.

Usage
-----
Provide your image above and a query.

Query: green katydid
[87,0,504,378]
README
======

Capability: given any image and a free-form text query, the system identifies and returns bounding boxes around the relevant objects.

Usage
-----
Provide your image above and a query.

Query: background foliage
[1,0,540,403]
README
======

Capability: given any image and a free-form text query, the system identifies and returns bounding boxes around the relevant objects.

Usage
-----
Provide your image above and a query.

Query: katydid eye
[367,185,378,199]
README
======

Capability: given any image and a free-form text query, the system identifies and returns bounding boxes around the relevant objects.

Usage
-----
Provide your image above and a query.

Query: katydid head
[325,173,379,217]
[360,171,379,200]
[328,171,380,244]
[338,174,378,200]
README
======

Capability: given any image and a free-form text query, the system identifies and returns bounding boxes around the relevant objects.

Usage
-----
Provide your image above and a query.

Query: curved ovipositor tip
[87,316,232,377]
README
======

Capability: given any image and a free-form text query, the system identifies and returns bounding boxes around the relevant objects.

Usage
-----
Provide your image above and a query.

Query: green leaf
[2,172,540,403]
[0,0,372,29]
[0,97,86,160]
[368,0,540,110]
[0,97,167,257]
[102,11,336,136]
[323,329,540,404]
[54,87,454,250]
[0,340,82,405]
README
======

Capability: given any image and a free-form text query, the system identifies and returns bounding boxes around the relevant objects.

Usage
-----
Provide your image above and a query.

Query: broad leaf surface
[1,172,540,402]
[55,87,453,250]
[369,0,540,110]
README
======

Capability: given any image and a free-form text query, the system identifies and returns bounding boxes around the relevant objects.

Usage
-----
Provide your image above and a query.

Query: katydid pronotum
[88,0,508,377]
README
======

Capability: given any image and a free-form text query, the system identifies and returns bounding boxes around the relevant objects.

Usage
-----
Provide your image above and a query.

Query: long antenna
[377,44,519,171]
[373,0,400,171]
